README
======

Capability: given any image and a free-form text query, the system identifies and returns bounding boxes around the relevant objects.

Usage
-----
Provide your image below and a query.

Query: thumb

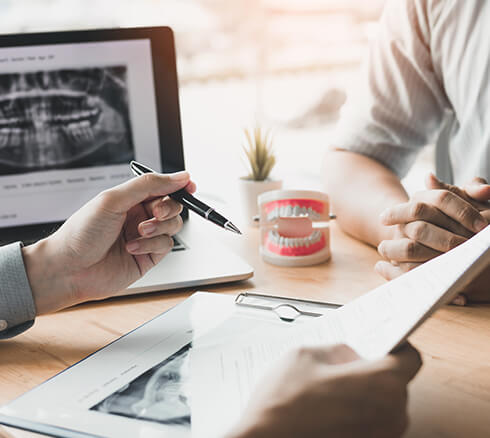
[425,172,446,190]
[376,343,422,383]
[425,173,477,203]
[100,172,191,214]
[464,177,490,203]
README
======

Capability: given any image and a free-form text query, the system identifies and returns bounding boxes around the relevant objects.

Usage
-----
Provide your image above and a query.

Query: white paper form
[190,226,490,438]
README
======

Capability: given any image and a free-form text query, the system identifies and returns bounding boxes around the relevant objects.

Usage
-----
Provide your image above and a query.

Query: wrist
[22,238,76,314]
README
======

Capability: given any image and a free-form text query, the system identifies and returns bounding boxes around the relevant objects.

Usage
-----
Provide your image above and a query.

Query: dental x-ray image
[91,343,192,426]
[0,66,134,175]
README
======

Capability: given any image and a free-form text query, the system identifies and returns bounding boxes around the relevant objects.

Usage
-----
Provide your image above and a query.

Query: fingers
[378,238,441,262]
[298,344,361,365]
[144,196,183,221]
[381,202,473,239]
[126,233,174,256]
[380,343,423,383]
[98,172,191,214]
[411,189,487,233]
[375,261,422,281]
[464,177,490,203]
[138,215,183,239]
[425,173,462,196]
[452,294,468,306]
[127,215,183,255]
[403,221,467,253]
[427,173,490,211]
[185,180,197,194]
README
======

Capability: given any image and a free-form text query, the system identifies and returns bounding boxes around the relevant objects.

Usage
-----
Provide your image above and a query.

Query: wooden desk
[1,223,490,437]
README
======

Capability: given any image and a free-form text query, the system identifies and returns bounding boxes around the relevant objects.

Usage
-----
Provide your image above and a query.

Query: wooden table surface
[1,222,490,437]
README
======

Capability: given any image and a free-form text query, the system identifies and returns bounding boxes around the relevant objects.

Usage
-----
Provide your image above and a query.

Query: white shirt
[334,0,490,185]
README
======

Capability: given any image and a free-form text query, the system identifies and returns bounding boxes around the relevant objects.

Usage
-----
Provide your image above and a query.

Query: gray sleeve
[332,0,450,178]
[0,242,37,339]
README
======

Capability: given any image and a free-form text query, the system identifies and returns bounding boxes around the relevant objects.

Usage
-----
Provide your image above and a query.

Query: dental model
[258,190,332,267]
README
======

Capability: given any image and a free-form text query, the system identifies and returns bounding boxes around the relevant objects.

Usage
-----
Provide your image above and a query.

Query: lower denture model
[258,190,332,267]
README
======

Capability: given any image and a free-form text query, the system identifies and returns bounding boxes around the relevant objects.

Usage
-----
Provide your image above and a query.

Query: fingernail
[474,218,488,232]
[142,222,156,236]
[169,171,189,181]
[379,210,390,224]
[126,241,139,253]
[157,205,169,219]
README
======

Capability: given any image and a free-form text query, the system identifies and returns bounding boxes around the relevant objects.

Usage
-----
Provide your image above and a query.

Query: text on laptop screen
[0,39,161,228]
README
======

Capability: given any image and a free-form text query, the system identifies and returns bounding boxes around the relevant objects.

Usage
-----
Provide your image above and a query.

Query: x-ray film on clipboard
[0,292,338,438]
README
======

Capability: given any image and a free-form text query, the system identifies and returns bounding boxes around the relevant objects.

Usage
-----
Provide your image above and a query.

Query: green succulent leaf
[243,126,277,181]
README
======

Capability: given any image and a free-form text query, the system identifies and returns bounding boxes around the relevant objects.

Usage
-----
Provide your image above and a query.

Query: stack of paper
[190,226,490,437]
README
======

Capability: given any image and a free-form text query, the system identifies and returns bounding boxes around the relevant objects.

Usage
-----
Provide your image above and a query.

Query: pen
[130,160,242,235]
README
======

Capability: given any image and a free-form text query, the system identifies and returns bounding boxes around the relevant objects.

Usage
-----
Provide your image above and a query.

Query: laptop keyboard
[171,235,187,251]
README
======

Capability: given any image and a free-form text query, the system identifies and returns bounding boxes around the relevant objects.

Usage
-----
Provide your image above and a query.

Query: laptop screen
[0,37,164,228]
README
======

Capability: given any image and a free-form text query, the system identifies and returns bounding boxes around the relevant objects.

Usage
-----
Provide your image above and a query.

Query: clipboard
[0,292,341,438]
[235,292,341,321]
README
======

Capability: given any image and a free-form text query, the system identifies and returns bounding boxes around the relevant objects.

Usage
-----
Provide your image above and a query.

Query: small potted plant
[239,126,282,225]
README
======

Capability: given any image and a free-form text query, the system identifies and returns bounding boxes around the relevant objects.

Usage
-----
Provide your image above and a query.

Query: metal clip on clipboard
[235,292,341,323]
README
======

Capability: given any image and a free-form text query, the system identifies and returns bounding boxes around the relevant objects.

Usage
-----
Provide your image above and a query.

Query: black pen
[130,160,242,235]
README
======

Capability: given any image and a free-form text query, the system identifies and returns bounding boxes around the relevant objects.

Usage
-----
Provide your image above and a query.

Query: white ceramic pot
[239,177,283,226]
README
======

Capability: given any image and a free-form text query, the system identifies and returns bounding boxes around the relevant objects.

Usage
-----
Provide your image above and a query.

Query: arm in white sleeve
[333,0,450,178]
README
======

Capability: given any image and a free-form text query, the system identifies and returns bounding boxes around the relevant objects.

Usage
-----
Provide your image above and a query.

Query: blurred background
[0,0,432,198]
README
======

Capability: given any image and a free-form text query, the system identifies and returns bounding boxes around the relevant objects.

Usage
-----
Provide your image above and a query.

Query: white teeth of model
[293,206,300,216]
[275,230,281,243]
[279,236,285,246]
[268,230,275,243]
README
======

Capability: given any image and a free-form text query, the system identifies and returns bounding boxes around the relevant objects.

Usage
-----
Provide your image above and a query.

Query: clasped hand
[376,174,490,303]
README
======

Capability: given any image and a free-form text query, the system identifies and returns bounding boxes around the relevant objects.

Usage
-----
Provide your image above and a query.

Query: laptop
[0,26,253,294]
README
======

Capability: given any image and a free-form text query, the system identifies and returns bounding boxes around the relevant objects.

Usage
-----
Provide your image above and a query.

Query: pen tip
[225,222,242,235]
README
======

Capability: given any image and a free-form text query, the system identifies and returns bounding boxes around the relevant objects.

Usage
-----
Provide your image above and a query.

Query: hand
[22,172,196,314]
[376,174,489,281]
[230,343,422,438]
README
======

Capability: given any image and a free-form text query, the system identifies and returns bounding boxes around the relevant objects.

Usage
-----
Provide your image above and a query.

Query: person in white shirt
[323,0,490,303]
[0,171,420,438]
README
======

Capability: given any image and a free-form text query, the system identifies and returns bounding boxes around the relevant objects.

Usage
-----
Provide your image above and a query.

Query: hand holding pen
[130,161,242,234]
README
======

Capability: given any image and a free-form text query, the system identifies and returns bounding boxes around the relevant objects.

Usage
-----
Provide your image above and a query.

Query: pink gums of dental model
[258,190,332,267]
